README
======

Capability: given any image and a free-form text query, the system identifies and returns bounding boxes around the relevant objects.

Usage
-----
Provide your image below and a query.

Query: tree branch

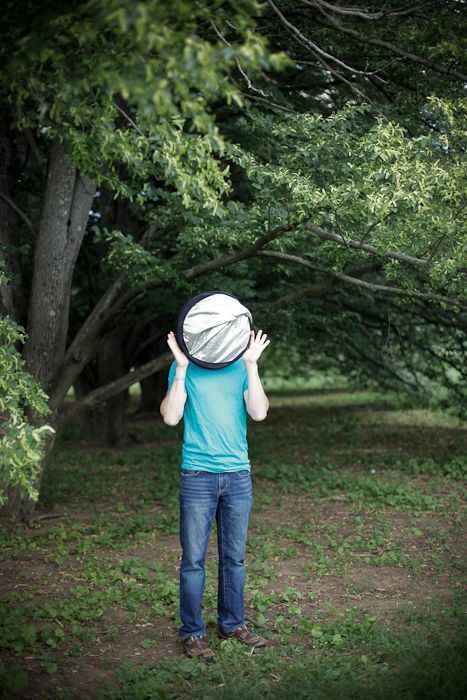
[100,221,295,312]
[258,249,467,311]
[342,329,420,392]
[0,192,36,235]
[265,280,338,308]
[114,103,149,141]
[304,223,430,267]
[239,91,299,114]
[51,222,294,407]
[50,277,128,408]
[267,0,380,77]
[302,0,435,21]
[296,54,384,115]
[211,21,272,98]
[59,350,174,424]
[183,222,295,279]
[311,4,467,82]
[263,258,383,309]
[23,129,47,178]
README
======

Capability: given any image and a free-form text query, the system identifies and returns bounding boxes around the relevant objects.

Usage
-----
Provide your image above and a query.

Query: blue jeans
[178,468,253,639]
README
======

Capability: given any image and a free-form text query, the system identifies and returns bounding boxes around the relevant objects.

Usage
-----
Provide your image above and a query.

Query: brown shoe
[182,635,215,661]
[218,624,268,649]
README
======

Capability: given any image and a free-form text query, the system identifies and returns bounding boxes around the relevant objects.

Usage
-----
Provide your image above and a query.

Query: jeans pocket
[181,469,202,477]
[233,469,251,477]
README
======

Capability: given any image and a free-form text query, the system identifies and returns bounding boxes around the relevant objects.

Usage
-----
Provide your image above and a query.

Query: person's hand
[167,331,189,368]
[242,329,270,365]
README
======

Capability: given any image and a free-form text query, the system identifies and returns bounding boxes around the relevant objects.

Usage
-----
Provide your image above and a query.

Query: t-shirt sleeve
[242,365,248,393]
[166,360,176,395]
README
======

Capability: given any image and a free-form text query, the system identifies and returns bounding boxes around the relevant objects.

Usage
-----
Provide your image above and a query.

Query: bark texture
[24,142,96,393]
[2,141,95,522]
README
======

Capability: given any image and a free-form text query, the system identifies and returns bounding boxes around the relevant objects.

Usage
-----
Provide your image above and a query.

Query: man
[160,327,271,661]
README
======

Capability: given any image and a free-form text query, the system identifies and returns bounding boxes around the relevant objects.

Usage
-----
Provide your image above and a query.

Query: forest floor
[1,387,466,699]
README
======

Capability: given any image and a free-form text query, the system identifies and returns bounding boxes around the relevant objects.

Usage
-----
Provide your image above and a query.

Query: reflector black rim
[175,290,252,369]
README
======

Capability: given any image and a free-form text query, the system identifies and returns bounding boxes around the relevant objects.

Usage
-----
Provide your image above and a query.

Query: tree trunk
[24,142,96,393]
[49,189,145,409]
[2,141,96,522]
[73,329,131,447]
[137,367,169,414]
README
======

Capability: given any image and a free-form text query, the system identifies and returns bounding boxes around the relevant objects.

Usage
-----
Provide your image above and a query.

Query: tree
[0,0,289,521]
[242,1,466,125]
[126,97,466,411]
[1,1,465,522]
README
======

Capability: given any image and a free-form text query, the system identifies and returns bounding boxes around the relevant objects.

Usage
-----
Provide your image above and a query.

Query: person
[159,328,271,661]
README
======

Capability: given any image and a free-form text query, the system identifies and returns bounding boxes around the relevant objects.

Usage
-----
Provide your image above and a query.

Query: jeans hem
[218,622,245,634]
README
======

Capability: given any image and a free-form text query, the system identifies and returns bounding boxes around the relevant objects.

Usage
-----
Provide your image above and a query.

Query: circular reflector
[175,290,253,369]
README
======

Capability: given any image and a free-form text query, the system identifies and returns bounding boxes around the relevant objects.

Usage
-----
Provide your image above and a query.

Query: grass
[0,383,466,699]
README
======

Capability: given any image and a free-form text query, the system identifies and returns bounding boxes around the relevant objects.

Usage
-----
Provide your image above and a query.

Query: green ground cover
[1,386,466,698]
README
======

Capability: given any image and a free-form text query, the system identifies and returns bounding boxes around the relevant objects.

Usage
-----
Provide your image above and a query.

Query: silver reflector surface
[182,293,252,364]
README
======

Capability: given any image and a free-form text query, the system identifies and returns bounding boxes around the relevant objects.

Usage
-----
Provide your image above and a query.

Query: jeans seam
[219,497,227,623]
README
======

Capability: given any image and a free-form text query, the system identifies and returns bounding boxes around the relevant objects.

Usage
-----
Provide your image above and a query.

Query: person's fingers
[168,332,179,348]
[167,333,181,356]
[257,329,263,341]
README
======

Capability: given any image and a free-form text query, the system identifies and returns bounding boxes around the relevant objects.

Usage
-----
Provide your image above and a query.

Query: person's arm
[160,331,188,426]
[242,329,270,421]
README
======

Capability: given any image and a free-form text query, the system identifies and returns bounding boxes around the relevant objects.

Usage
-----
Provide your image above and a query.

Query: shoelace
[189,636,207,647]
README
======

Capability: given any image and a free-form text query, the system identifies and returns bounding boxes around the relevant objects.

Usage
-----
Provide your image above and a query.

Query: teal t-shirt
[166,358,250,473]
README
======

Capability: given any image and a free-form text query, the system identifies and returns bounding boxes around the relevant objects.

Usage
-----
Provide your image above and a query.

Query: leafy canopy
[1,0,291,209]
